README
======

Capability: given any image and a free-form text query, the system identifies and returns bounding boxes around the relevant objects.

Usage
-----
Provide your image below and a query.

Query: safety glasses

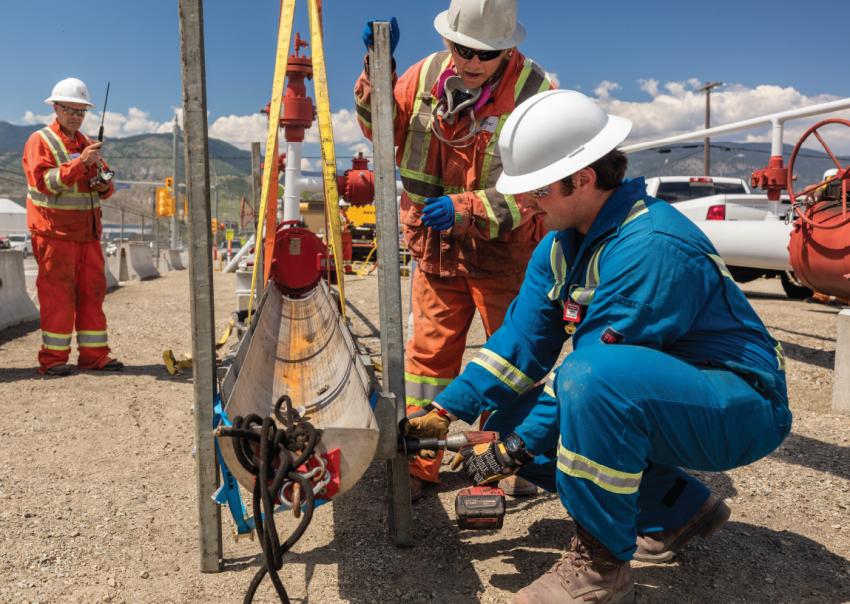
[452,42,503,62]
[528,186,551,199]
[55,103,87,117]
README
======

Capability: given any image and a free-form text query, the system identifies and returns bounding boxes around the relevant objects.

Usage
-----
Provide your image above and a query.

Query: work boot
[514,525,634,604]
[41,363,75,377]
[499,475,538,497]
[634,493,731,563]
[409,476,436,503]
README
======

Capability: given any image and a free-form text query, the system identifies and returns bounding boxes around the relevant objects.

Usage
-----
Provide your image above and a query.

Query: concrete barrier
[168,249,186,271]
[0,249,39,331]
[102,244,119,291]
[112,243,159,281]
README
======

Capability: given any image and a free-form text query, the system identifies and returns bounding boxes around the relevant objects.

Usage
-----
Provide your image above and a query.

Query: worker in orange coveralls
[356,0,553,498]
[22,77,123,376]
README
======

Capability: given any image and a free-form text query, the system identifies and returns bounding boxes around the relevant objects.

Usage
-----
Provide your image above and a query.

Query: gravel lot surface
[0,269,848,603]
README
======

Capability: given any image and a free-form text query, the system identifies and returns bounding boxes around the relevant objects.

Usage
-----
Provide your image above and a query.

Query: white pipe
[223,234,255,273]
[621,97,850,154]
[694,220,792,271]
[283,141,303,222]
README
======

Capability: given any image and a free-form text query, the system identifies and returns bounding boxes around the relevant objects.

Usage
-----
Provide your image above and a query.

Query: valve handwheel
[787,118,850,229]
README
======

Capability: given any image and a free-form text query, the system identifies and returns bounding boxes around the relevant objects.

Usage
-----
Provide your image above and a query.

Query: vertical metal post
[152,188,159,268]
[213,183,219,257]
[370,21,413,547]
[120,208,125,243]
[699,81,722,176]
[172,115,181,249]
[833,309,850,414]
[250,141,264,300]
[179,0,222,572]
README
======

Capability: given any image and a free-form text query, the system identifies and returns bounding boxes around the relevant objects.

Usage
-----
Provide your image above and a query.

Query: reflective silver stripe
[28,187,98,211]
[42,331,72,351]
[622,199,648,226]
[77,331,108,347]
[557,440,643,495]
[399,52,450,202]
[547,239,568,301]
[571,199,649,306]
[37,128,72,164]
[404,372,452,406]
[43,168,64,194]
[470,348,534,394]
[513,58,550,104]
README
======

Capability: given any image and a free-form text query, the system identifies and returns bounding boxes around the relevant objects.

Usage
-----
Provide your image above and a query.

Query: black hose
[219,395,321,603]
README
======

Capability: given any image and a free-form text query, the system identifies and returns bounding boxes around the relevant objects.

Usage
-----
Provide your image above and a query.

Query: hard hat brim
[496,115,633,195]
[45,96,95,108]
[433,10,526,50]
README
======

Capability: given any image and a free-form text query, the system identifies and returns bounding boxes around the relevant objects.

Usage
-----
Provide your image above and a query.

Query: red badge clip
[563,300,584,324]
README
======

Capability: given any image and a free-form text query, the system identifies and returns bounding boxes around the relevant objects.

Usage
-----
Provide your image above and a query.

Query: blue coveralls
[436,178,792,560]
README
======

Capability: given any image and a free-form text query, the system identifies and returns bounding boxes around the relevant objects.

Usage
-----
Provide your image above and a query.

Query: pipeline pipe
[223,233,255,273]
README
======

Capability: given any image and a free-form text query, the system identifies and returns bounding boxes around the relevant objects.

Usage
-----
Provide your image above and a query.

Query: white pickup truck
[645,176,809,299]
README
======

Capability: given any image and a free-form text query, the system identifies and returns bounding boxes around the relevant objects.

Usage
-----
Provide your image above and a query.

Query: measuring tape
[308,0,346,317]
[248,0,348,321]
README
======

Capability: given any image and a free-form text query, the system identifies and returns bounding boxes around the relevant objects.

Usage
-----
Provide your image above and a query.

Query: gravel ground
[0,269,848,603]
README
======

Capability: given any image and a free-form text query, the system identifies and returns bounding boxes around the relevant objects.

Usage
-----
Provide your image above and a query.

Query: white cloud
[303,108,368,145]
[208,113,269,150]
[594,80,620,99]
[21,106,181,139]
[596,79,850,153]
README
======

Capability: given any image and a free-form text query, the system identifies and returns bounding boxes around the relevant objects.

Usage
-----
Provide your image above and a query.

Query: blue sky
[2,0,849,156]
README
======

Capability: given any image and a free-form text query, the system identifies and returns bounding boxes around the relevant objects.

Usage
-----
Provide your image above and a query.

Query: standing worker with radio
[22,77,123,376]
[356,0,554,498]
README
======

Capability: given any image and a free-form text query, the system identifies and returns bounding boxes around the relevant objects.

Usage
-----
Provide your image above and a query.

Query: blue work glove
[362,17,400,53]
[421,196,455,231]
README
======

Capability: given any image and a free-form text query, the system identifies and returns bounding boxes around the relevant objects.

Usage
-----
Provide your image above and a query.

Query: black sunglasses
[453,42,503,62]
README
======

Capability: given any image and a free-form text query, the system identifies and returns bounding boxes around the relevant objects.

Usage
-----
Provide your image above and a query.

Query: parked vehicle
[646,176,807,299]
[7,233,32,257]
[645,176,751,202]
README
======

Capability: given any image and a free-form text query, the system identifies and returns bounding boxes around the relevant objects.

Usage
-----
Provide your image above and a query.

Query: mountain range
[0,120,844,222]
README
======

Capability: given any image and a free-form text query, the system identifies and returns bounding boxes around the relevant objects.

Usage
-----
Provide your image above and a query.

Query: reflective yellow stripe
[405,372,453,404]
[775,342,786,371]
[470,348,534,394]
[547,239,568,301]
[709,254,732,280]
[557,440,643,495]
[37,128,71,164]
[43,168,63,194]
[621,199,648,227]
[543,372,556,398]
[405,396,435,407]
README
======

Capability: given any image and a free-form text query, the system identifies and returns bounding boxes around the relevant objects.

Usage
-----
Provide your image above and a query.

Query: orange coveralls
[22,120,115,372]
[356,50,553,482]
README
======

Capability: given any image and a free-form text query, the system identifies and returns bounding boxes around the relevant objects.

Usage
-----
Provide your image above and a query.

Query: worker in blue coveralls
[406,89,792,604]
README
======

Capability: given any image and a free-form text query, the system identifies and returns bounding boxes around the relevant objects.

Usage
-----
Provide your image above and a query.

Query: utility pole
[699,81,723,176]
[171,114,181,249]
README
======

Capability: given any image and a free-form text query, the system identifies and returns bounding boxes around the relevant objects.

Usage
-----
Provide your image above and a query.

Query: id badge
[563,300,584,324]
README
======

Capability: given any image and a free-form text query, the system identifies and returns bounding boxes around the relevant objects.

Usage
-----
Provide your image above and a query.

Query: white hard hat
[44,77,94,107]
[496,90,632,195]
[434,0,526,51]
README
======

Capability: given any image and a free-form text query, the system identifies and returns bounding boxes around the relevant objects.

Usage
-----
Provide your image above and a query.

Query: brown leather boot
[514,525,634,603]
[499,475,538,497]
[634,493,731,563]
